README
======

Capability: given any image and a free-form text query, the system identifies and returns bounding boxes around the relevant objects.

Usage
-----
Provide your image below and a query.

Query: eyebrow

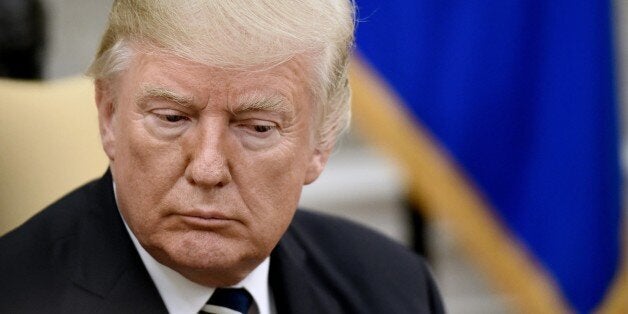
[137,85,195,108]
[231,93,295,119]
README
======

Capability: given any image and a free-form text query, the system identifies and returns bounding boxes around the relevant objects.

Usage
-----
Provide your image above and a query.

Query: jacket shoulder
[0,177,106,311]
[291,209,417,262]
[286,209,444,313]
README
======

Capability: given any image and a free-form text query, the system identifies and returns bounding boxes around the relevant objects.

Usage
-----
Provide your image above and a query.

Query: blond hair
[88,0,355,149]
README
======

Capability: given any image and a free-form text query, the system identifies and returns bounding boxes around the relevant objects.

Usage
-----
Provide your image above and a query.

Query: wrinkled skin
[95,49,330,287]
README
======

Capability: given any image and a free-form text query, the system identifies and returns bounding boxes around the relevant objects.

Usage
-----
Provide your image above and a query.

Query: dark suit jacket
[0,171,444,313]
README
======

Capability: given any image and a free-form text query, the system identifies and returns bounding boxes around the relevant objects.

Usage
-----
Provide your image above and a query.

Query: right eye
[158,114,188,123]
[152,109,190,126]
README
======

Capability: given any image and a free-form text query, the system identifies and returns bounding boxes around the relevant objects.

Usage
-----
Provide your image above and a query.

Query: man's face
[96,49,329,286]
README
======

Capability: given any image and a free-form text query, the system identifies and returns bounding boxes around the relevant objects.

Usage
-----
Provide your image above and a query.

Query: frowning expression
[96,49,329,286]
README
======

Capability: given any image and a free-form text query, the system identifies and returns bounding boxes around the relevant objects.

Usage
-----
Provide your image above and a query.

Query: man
[0,0,444,313]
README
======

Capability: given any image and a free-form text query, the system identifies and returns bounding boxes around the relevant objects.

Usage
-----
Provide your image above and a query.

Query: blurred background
[1,0,626,313]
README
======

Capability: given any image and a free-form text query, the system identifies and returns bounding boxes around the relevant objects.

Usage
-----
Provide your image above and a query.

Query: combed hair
[88,0,355,149]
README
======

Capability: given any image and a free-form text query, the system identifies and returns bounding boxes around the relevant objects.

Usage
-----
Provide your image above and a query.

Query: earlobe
[304,147,332,185]
[94,80,117,161]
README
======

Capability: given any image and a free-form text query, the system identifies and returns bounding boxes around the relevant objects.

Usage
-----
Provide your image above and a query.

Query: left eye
[162,115,187,122]
[253,125,274,133]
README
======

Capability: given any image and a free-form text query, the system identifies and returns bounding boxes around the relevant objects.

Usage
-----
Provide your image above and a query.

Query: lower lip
[178,215,235,229]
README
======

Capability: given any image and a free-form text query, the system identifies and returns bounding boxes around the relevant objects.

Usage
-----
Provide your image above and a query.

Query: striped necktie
[199,288,253,314]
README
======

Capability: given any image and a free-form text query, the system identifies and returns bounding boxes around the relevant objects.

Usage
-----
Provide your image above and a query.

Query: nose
[184,121,232,188]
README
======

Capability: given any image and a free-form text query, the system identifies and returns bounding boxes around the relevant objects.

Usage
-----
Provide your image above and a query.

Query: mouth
[175,210,238,229]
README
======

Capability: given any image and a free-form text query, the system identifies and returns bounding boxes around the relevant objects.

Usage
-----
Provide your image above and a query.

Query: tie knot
[200,288,253,314]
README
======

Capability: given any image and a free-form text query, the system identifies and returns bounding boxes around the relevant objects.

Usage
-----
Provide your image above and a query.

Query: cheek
[237,147,309,224]
[111,117,187,226]
[116,115,186,176]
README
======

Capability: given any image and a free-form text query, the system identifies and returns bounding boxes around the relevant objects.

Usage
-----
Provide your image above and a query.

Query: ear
[94,79,117,161]
[304,146,332,185]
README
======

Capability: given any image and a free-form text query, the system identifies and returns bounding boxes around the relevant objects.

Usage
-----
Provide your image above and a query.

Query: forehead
[120,49,316,112]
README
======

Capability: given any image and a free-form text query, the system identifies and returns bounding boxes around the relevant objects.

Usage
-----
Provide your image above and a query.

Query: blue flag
[351,0,624,312]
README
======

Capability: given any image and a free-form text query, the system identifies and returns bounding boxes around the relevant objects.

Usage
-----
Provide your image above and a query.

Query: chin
[148,232,264,286]
[168,249,260,287]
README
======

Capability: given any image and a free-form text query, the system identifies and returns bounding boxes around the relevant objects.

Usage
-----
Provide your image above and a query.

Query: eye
[253,125,274,133]
[234,120,279,138]
[233,119,281,149]
[144,108,192,139]
[161,114,188,123]
[152,109,190,125]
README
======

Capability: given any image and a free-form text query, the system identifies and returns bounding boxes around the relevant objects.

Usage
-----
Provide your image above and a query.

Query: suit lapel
[270,224,344,314]
[70,171,167,313]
